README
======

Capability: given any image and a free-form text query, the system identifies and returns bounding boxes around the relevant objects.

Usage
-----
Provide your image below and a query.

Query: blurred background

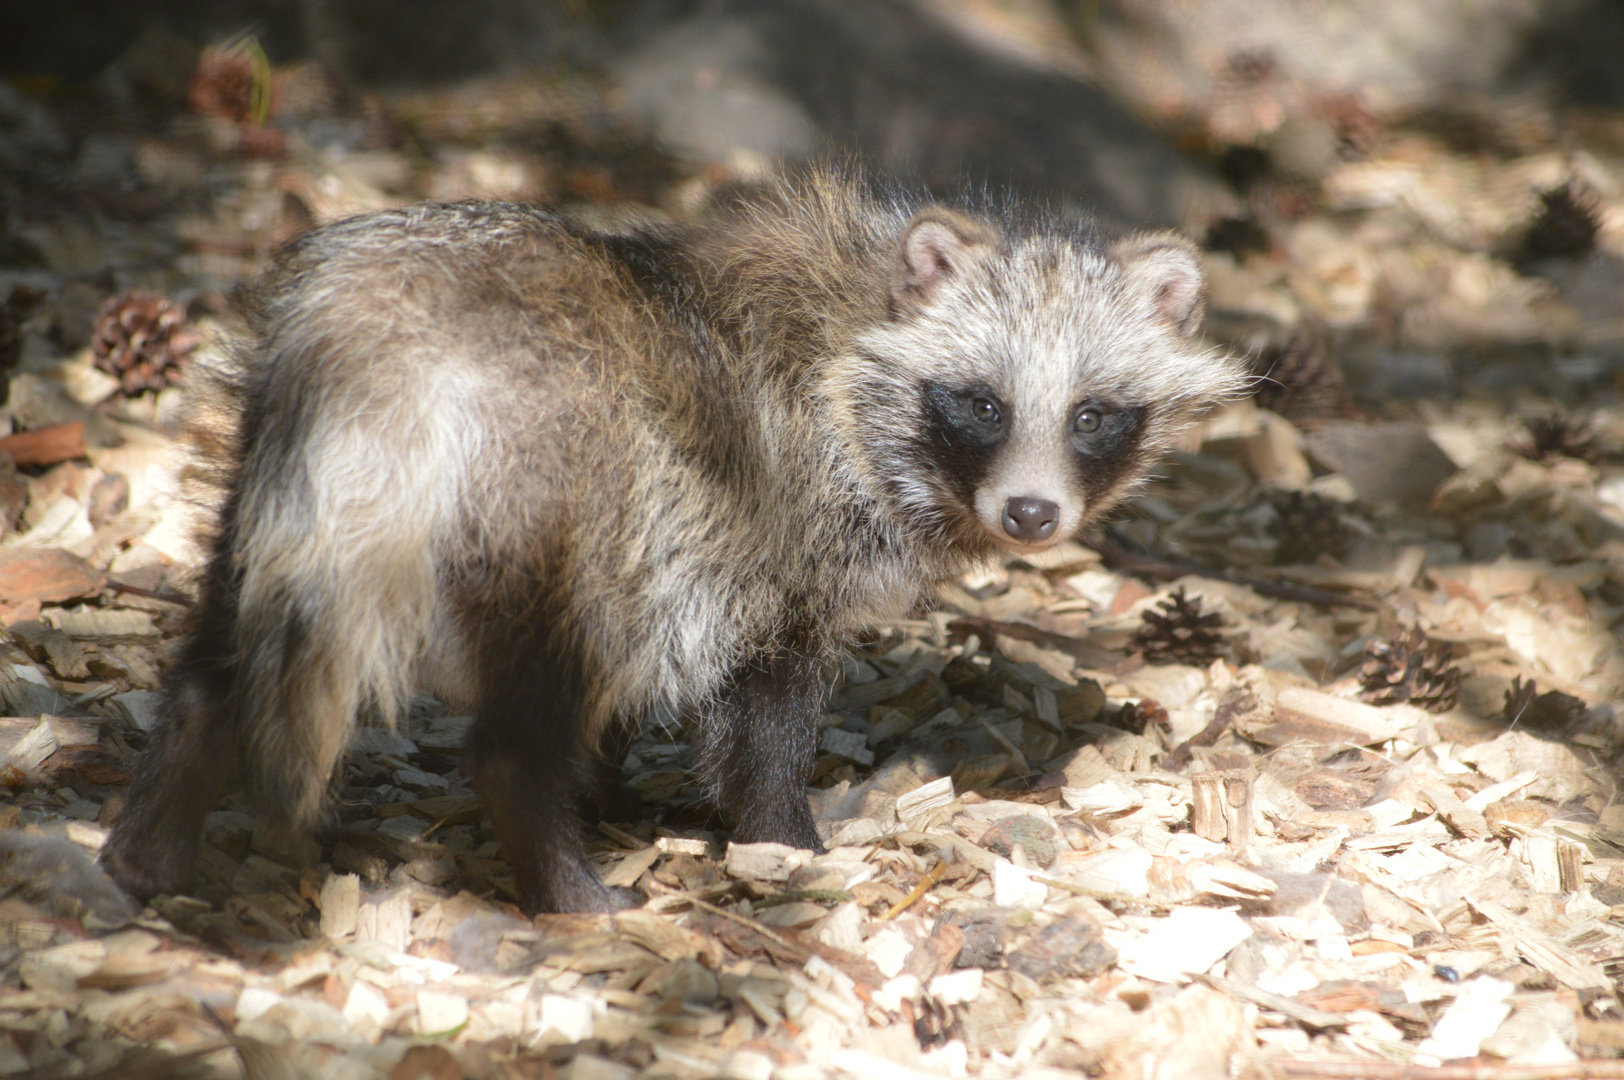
[7,0,1624,413]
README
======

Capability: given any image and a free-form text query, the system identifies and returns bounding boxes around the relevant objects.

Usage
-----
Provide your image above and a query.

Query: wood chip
[1255,687,1419,746]
[1468,899,1611,991]
[0,548,104,604]
[0,421,86,468]
[895,776,955,818]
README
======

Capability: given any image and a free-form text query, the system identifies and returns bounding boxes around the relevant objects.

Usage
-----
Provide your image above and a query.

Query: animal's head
[836,205,1245,555]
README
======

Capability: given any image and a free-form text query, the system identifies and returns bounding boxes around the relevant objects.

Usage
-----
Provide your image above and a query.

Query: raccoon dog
[101,171,1244,913]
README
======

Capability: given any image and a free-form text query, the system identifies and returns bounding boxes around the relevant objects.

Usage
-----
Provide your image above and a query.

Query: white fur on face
[971,427,1083,549]
[848,230,1241,551]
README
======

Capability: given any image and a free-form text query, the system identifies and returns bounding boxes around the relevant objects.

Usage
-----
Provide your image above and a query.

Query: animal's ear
[1109,231,1206,337]
[893,208,1002,307]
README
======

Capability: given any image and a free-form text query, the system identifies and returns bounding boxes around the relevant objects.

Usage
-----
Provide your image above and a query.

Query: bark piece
[902,922,963,982]
[0,548,104,603]
[0,421,86,467]
[51,607,158,642]
[1006,914,1115,984]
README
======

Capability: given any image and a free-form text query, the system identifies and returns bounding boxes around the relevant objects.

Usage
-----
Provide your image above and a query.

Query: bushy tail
[195,340,471,828]
[169,344,249,573]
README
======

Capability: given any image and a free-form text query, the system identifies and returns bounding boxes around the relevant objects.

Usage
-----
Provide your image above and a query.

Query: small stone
[940,909,1009,969]
[977,815,1058,869]
[1007,915,1116,984]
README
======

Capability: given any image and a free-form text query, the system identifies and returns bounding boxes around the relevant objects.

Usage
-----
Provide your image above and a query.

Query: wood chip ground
[7,23,1624,1080]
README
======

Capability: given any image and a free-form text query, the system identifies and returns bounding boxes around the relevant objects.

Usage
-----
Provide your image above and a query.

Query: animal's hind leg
[101,629,240,899]
[585,717,643,824]
[464,634,640,914]
[696,647,825,852]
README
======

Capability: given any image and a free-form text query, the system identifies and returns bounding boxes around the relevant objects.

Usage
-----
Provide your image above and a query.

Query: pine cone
[1510,411,1599,465]
[1137,587,1228,665]
[1250,333,1355,427]
[1114,697,1170,736]
[1316,92,1384,159]
[1514,182,1600,267]
[187,39,283,157]
[1502,676,1585,732]
[91,291,199,395]
[1268,489,1352,564]
[188,40,275,125]
[1358,627,1460,712]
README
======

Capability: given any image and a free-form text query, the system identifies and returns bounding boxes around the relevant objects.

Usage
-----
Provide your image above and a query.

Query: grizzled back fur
[103,168,1244,913]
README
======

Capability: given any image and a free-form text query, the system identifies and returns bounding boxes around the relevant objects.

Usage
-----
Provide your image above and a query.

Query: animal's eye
[1074,406,1104,434]
[972,397,1000,425]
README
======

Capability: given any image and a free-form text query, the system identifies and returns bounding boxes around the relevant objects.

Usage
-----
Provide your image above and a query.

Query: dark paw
[519,877,645,915]
[732,832,824,854]
[732,813,824,854]
[99,839,188,901]
[603,885,645,912]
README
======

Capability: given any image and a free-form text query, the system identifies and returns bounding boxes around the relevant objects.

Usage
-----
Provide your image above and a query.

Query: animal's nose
[1002,496,1058,542]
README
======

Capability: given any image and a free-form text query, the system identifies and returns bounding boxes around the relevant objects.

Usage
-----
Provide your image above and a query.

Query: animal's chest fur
[609,427,931,709]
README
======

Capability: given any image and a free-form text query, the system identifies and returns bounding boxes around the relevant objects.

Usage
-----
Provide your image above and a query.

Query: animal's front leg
[696,646,827,852]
